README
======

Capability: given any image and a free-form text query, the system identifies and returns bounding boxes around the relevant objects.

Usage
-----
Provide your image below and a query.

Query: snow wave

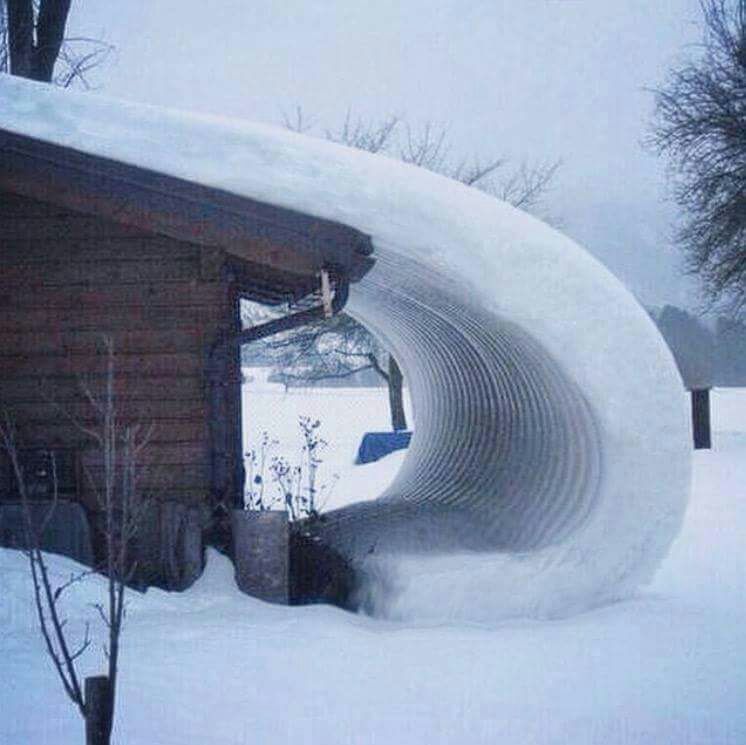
[323,245,691,621]
[321,251,602,555]
[0,75,692,621]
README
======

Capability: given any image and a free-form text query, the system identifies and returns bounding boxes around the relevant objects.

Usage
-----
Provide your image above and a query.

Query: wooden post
[388,356,407,431]
[85,675,112,745]
[691,388,712,450]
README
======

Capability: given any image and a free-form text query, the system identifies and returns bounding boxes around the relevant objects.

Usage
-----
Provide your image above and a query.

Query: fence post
[691,388,712,450]
[85,675,112,745]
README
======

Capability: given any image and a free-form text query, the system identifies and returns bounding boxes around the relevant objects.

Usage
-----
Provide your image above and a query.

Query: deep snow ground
[1,388,745,744]
[240,370,412,511]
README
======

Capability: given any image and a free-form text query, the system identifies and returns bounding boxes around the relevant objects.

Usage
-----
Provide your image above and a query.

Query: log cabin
[0,106,373,589]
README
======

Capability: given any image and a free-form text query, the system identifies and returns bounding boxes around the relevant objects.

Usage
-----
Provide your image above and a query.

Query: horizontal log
[4,398,208,423]
[0,328,206,357]
[0,214,148,240]
[81,463,210,491]
[79,487,211,513]
[0,281,227,311]
[0,303,226,332]
[79,442,209,467]
[1,236,201,264]
[0,258,199,286]
[13,419,208,447]
[0,352,203,377]
[0,374,204,403]
[0,191,70,216]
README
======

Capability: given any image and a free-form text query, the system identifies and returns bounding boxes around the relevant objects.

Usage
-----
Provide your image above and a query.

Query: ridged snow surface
[0,75,692,621]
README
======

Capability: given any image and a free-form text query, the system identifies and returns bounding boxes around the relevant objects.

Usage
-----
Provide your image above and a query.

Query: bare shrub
[0,337,153,745]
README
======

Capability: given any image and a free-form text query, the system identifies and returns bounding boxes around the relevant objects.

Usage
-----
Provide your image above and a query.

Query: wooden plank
[79,442,209,467]
[81,463,209,490]
[80,488,210,513]
[0,305,225,331]
[0,214,149,240]
[0,373,204,403]
[13,419,207,447]
[5,399,208,423]
[0,281,226,311]
[2,236,201,264]
[0,191,71,216]
[0,328,206,357]
[0,258,199,286]
[0,351,203,377]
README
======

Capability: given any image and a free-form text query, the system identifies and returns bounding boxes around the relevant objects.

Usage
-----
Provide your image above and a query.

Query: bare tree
[247,111,560,430]
[1,0,110,87]
[0,339,152,745]
[288,109,561,213]
[0,422,91,720]
[246,307,408,430]
[650,0,746,315]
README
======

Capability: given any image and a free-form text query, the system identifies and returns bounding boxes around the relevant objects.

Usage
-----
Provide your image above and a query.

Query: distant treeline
[242,303,746,391]
[649,305,746,389]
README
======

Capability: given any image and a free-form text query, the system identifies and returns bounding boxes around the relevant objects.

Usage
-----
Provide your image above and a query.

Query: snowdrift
[0,75,691,621]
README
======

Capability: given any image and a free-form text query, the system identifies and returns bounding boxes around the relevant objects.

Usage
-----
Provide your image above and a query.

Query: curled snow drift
[0,75,691,621]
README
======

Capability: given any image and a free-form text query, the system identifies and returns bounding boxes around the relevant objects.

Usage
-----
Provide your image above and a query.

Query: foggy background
[68,0,704,309]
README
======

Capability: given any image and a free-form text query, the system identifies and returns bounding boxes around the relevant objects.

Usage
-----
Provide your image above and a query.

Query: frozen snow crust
[0,75,692,621]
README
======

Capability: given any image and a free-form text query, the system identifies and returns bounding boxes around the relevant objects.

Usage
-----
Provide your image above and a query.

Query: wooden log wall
[0,189,241,514]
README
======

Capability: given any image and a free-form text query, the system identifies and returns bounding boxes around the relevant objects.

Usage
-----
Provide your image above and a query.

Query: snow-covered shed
[0,74,692,619]
[0,75,371,587]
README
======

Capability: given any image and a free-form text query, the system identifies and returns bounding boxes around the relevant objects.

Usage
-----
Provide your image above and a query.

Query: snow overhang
[0,125,374,303]
[0,74,692,622]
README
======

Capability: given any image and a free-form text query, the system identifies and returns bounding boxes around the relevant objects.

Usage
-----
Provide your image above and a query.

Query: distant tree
[653,304,716,388]
[247,111,560,431]
[650,1,746,315]
[714,314,746,384]
[247,307,409,430]
[284,108,560,213]
[1,0,110,87]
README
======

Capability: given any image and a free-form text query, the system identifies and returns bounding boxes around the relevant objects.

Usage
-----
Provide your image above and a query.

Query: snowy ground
[241,369,412,510]
[1,388,745,744]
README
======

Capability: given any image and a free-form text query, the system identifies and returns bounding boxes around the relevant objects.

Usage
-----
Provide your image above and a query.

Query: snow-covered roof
[0,74,691,622]
[0,75,373,294]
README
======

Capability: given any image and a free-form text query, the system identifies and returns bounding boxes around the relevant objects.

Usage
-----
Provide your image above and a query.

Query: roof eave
[0,128,374,285]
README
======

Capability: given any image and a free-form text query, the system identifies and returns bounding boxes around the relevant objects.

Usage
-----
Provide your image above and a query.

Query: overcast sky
[70,0,705,308]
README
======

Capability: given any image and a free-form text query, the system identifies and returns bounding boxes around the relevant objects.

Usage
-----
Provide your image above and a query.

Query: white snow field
[0,388,744,745]
[240,370,413,512]
[0,75,691,621]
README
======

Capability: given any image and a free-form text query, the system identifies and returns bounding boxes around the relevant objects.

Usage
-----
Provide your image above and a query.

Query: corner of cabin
[0,186,241,588]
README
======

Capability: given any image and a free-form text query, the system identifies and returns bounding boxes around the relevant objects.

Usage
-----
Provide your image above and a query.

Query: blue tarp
[355,431,412,464]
